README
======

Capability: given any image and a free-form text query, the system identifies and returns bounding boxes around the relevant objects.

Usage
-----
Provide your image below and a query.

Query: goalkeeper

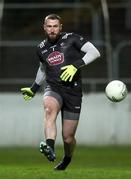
[21,14,100,170]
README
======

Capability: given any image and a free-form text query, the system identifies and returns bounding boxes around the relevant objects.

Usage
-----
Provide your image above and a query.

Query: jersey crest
[39,40,46,48]
[47,51,64,66]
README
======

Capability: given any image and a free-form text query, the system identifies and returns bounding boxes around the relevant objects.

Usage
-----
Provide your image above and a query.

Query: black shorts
[44,82,82,120]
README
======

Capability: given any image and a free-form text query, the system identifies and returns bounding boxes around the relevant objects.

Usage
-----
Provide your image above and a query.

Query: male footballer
[21,14,100,170]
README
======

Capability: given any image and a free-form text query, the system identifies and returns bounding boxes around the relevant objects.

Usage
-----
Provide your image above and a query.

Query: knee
[44,100,55,115]
[63,133,75,144]
[44,97,60,116]
[44,106,52,116]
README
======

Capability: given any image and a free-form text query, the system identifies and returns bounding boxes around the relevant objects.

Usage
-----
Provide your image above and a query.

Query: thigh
[44,86,63,112]
[44,96,61,113]
[62,119,79,137]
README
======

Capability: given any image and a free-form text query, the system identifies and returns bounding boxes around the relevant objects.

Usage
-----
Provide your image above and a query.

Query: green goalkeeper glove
[21,87,35,101]
[60,65,78,82]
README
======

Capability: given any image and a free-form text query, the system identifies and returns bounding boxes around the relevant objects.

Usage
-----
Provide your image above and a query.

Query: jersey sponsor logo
[47,51,64,66]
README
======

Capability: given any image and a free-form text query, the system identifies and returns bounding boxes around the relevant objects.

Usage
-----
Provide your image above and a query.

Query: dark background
[0,0,131,92]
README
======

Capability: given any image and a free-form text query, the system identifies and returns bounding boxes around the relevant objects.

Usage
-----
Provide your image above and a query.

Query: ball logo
[47,51,64,66]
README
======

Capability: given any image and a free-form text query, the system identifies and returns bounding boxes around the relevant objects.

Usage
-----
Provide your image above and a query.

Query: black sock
[63,156,72,164]
[46,139,55,151]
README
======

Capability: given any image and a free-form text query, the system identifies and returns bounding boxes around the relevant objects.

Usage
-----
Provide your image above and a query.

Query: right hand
[21,87,35,101]
[60,65,78,82]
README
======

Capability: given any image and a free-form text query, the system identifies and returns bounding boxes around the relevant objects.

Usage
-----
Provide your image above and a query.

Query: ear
[43,24,46,31]
[60,24,62,30]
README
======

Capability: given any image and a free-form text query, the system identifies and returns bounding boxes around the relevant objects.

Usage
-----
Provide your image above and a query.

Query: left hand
[60,65,78,82]
[21,87,35,101]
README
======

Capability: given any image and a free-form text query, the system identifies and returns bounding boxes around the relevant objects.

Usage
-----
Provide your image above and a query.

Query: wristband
[73,59,85,69]
[30,82,40,93]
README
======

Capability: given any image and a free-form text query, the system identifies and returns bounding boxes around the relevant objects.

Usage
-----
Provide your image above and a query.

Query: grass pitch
[0,146,131,179]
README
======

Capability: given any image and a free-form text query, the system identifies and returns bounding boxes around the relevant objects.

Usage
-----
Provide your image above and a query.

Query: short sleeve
[72,33,88,50]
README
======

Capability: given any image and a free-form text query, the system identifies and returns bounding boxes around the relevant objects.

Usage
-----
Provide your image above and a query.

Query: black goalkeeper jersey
[37,32,88,88]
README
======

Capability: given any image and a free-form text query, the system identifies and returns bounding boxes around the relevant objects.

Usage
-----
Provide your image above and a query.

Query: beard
[45,32,60,42]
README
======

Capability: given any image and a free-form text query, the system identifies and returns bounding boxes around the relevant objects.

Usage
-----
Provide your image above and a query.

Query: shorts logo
[75,106,80,109]
[47,51,64,66]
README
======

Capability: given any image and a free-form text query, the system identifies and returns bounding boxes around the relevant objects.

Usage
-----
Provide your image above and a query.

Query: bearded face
[44,19,62,41]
